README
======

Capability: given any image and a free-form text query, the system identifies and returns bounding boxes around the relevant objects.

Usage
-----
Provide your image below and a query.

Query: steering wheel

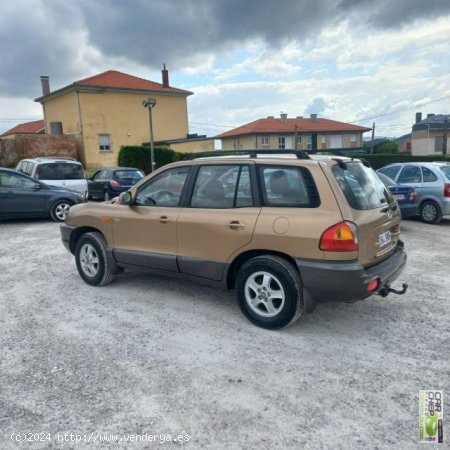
[153,189,177,203]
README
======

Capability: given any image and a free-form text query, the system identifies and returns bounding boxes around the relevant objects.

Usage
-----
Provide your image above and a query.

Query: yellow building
[35,68,198,168]
[218,114,371,151]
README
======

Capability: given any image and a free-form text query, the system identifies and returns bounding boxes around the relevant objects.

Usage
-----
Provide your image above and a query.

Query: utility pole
[370,122,375,154]
[442,116,448,155]
[142,98,157,172]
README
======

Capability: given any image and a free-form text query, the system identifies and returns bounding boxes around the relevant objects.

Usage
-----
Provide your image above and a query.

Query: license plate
[394,194,405,200]
[379,231,391,246]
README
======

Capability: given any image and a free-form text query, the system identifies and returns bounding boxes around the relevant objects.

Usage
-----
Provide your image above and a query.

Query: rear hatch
[331,160,401,268]
[37,162,87,195]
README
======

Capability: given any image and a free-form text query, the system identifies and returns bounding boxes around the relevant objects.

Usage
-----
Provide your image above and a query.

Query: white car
[16,157,88,196]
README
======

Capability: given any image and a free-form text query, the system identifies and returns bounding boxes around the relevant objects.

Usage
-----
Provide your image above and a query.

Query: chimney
[415,112,422,124]
[310,113,318,121]
[296,116,303,119]
[267,116,274,119]
[280,113,288,123]
[40,76,50,96]
[427,113,435,119]
[162,63,169,88]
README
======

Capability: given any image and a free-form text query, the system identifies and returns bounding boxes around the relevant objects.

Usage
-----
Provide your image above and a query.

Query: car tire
[236,255,303,329]
[50,200,73,222]
[75,232,117,286]
[420,200,442,224]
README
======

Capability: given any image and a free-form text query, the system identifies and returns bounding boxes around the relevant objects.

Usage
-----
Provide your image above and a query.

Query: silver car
[377,162,450,224]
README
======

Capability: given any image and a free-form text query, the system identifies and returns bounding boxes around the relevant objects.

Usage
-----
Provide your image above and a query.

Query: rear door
[331,161,401,267]
[396,165,423,199]
[88,170,108,198]
[177,163,260,281]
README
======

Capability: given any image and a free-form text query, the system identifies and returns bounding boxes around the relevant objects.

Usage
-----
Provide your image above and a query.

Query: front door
[111,166,191,272]
[177,164,260,281]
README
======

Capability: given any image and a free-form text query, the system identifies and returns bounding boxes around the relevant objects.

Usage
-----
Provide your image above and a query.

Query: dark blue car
[377,172,418,219]
[0,168,85,222]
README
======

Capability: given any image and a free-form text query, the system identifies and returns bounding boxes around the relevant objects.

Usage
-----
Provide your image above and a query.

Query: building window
[99,134,112,152]
[306,135,312,150]
[350,134,357,142]
[261,136,269,146]
[278,136,286,149]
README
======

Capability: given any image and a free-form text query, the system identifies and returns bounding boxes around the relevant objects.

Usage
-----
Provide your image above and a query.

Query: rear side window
[38,163,84,180]
[333,162,393,210]
[259,166,319,207]
[421,167,438,182]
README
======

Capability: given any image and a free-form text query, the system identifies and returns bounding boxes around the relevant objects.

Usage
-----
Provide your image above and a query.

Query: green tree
[376,141,399,154]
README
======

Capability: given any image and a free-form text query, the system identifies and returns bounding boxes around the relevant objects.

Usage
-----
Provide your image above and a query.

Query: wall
[0,134,77,167]
[168,139,215,153]
[412,129,445,155]
[79,91,189,168]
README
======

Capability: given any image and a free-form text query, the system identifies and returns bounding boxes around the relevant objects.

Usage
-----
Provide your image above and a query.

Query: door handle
[226,220,245,230]
[159,216,169,224]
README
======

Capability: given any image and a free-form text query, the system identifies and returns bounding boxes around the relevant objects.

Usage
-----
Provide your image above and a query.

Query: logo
[419,390,444,443]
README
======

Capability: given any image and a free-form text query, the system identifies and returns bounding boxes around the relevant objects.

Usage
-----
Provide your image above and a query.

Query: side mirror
[119,191,133,205]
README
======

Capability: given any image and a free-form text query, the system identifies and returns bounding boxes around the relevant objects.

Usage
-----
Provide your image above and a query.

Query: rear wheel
[75,232,117,286]
[50,200,73,222]
[420,200,442,224]
[236,255,303,329]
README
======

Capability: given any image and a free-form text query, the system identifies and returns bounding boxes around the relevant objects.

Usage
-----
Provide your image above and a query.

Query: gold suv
[61,151,408,329]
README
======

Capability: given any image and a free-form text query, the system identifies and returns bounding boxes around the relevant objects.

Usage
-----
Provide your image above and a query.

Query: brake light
[319,221,359,252]
[110,180,121,188]
[367,278,380,293]
[444,183,450,198]
[409,190,417,203]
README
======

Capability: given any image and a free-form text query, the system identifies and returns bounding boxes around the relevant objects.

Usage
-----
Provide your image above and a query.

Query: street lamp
[142,98,157,172]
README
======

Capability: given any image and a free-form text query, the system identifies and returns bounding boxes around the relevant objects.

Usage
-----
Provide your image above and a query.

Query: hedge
[342,153,450,169]
[118,146,189,174]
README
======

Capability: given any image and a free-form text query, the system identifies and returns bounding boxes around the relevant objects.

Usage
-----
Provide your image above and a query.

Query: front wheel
[236,255,303,329]
[50,200,73,222]
[75,232,117,286]
[420,200,442,224]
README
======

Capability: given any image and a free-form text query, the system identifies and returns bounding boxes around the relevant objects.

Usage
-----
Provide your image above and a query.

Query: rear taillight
[110,180,121,188]
[319,221,359,252]
[444,183,450,198]
[409,190,417,203]
[367,278,380,293]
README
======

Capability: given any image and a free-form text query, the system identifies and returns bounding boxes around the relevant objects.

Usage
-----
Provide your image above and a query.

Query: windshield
[439,166,450,181]
[333,162,394,210]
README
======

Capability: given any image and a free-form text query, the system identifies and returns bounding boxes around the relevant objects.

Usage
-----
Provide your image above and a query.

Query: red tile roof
[74,70,192,95]
[217,117,371,138]
[1,119,45,136]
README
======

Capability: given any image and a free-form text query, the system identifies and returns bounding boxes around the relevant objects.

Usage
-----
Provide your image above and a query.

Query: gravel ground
[0,217,449,449]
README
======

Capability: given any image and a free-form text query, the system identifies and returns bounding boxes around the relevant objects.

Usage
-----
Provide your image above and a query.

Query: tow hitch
[378,283,408,298]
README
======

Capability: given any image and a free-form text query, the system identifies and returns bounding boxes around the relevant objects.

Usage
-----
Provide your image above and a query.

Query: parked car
[87,167,144,201]
[61,150,408,329]
[0,168,85,222]
[16,157,88,197]
[377,162,450,224]
[377,172,418,219]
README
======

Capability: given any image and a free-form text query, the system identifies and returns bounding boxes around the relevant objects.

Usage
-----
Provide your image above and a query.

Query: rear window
[439,166,450,181]
[38,162,84,180]
[333,162,393,210]
[114,170,144,181]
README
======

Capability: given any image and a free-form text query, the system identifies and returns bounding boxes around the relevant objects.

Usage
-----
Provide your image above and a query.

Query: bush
[118,146,186,174]
[375,141,399,154]
[343,153,450,170]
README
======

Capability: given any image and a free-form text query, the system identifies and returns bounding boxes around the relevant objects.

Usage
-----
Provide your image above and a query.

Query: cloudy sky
[1,0,449,139]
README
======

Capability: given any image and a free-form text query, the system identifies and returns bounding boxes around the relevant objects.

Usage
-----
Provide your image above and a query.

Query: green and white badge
[419,390,443,443]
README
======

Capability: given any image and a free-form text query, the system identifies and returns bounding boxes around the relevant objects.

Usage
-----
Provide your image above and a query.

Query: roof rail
[185,149,312,160]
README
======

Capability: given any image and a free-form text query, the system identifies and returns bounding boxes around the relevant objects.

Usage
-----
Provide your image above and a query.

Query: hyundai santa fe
[60,150,408,329]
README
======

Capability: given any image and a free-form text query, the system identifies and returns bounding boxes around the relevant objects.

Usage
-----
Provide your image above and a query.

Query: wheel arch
[226,249,299,289]
[69,226,106,254]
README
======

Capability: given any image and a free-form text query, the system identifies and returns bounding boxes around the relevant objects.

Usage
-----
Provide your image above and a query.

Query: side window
[379,166,400,180]
[135,166,189,207]
[260,166,315,207]
[92,170,104,180]
[190,165,253,209]
[398,166,422,184]
[421,167,438,183]
[0,172,36,189]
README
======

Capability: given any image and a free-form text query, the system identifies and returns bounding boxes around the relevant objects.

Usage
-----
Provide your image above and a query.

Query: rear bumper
[400,203,419,219]
[295,241,407,304]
